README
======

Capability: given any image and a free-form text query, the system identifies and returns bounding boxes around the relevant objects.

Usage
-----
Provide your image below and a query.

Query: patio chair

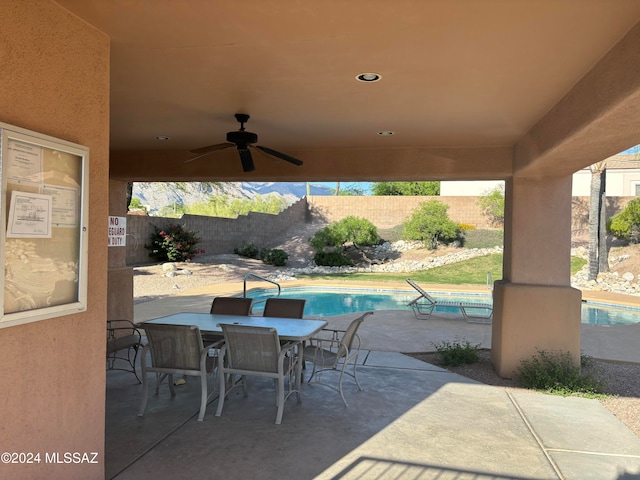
[215,324,301,424]
[107,319,143,382]
[263,298,307,368]
[303,311,374,406]
[209,296,253,316]
[203,296,253,345]
[406,279,493,323]
[262,298,306,318]
[138,323,220,422]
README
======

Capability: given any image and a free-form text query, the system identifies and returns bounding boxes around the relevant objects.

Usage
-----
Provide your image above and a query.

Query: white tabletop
[144,313,327,342]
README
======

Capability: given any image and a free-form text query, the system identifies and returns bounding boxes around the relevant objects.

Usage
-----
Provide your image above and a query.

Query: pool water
[246,286,640,325]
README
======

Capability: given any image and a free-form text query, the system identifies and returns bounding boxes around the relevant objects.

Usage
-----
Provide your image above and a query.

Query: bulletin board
[0,123,89,328]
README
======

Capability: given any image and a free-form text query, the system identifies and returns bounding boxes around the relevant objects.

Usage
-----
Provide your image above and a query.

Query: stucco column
[492,175,582,377]
[108,180,134,321]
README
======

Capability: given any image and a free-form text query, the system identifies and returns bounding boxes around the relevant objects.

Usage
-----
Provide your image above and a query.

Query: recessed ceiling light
[356,73,382,82]
[154,135,171,141]
[377,131,394,136]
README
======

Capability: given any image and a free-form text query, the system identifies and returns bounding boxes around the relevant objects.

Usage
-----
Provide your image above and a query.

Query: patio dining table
[142,312,328,342]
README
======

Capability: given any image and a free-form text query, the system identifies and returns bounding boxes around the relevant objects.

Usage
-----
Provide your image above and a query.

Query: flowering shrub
[146,224,204,262]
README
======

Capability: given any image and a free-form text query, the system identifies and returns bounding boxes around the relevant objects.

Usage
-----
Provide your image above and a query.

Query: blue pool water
[246,286,640,325]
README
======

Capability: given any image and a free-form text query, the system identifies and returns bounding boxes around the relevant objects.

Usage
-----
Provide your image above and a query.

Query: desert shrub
[146,224,204,262]
[478,185,505,226]
[516,350,604,396]
[128,197,147,212]
[459,223,476,231]
[260,248,288,266]
[432,339,480,367]
[608,198,640,244]
[234,243,260,259]
[314,251,354,267]
[310,216,380,252]
[402,200,463,249]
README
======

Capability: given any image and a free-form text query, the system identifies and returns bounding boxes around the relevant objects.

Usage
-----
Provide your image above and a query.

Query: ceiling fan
[187,113,303,172]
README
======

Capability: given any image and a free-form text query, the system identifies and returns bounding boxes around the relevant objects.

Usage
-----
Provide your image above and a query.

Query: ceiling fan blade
[238,148,255,172]
[190,142,235,155]
[185,142,235,164]
[255,145,303,166]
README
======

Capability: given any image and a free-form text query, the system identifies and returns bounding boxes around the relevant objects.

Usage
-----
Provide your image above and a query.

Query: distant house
[440,153,640,197]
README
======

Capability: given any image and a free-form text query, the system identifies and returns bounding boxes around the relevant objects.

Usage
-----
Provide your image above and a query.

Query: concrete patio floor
[105,287,640,479]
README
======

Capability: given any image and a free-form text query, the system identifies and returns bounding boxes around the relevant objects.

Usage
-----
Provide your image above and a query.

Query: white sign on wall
[108,216,126,247]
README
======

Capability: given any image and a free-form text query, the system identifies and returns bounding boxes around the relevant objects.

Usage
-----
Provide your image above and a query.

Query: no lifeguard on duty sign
[108,216,126,247]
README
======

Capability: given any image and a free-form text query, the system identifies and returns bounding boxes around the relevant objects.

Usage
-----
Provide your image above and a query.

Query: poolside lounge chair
[406,279,493,323]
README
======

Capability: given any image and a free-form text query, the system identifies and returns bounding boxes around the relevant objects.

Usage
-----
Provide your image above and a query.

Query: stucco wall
[0,2,109,479]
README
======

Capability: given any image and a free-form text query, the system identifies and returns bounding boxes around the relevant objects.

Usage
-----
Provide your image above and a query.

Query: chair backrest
[143,323,204,370]
[210,296,253,316]
[338,311,374,358]
[406,279,436,304]
[263,298,306,318]
[220,324,281,373]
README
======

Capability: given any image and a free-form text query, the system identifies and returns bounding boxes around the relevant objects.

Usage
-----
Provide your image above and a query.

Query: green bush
[478,185,505,226]
[234,243,260,259]
[260,248,288,266]
[516,350,604,396]
[371,181,440,196]
[146,224,204,262]
[314,251,354,267]
[310,216,380,250]
[432,339,480,367]
[608,198,640,244]
[402,200,463,249]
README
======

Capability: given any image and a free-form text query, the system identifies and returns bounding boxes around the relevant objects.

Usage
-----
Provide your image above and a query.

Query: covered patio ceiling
[56,1,640,182]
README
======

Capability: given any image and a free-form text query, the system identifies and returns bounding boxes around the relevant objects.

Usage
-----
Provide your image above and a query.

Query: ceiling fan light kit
[187,113,303,173]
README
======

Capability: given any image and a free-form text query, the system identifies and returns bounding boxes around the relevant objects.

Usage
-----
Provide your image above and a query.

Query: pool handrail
[243,273,281,313]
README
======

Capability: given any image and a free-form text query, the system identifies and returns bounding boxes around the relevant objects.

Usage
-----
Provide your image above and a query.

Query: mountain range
[131,182,336,215]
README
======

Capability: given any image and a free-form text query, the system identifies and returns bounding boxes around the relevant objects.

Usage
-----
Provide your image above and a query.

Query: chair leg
[295,356,302,404]
[198,373,208,422]
[352,354,363,391]
[215,369,226,417]
[337,365,349,407]
[138,353,150,417]
[275,378,285,425]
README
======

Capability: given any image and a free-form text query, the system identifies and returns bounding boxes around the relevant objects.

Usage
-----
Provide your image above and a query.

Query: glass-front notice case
[0,123,89,328]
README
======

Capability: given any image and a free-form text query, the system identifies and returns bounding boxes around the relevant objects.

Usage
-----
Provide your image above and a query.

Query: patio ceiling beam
[515,21,640,178]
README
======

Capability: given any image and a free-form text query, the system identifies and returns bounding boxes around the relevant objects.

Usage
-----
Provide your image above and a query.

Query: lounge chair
[406,279,493,323]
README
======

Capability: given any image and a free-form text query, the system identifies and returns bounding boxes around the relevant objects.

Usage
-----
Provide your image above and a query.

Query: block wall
[126,195,635,265]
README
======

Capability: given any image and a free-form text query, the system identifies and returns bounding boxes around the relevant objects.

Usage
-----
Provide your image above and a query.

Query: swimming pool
[246,286,640,325]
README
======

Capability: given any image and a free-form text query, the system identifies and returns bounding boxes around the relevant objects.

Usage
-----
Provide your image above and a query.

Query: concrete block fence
[125,195,634,265]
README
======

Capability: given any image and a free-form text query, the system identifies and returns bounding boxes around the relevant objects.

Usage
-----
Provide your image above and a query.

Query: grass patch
[299,253,586,286]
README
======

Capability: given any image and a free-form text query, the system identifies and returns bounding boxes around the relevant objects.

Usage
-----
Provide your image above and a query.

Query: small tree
[402,200,462,249]
[608,198,640,244]
[478,185,504,226]
[128,197,147,212]
[371,181,440,196]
